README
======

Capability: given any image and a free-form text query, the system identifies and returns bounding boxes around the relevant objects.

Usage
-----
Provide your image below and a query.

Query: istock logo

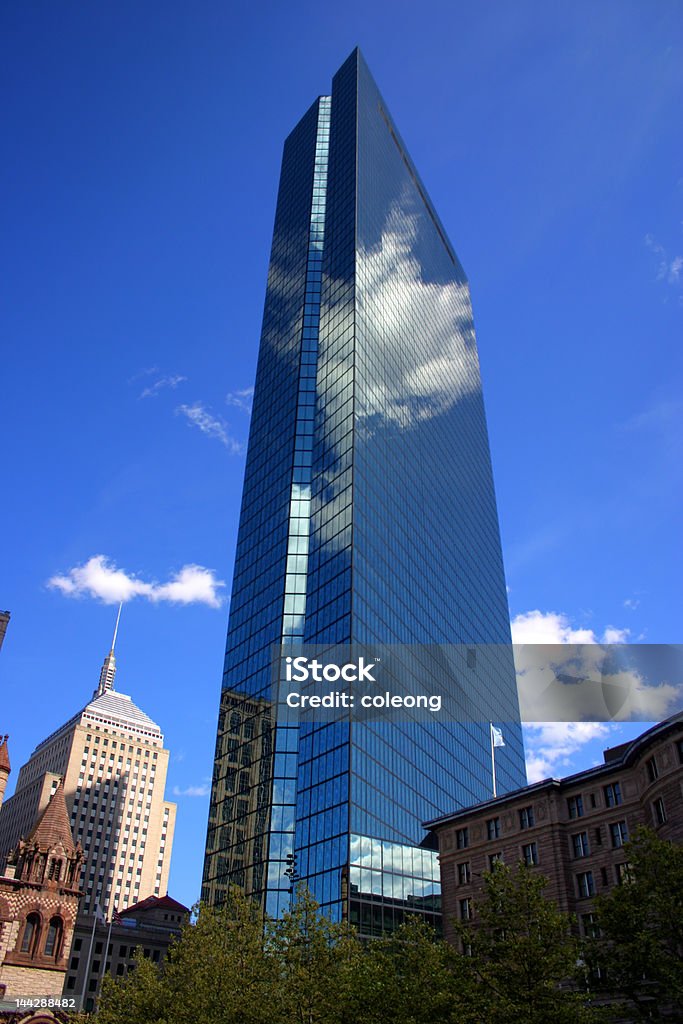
[285,656,378,683]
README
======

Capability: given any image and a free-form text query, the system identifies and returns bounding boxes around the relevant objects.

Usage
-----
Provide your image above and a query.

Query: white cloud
[644,234,683,288]
[172,784,210,798]
[523,722,614,783]
[510,609,597,645]
[226,387,254,414]
[48,555,225,608]
[176,403,245,453]
[140,374,187,399]
[511,609,629,646]
[511,609,681,727]
[623,598,640,611]
[603,626,630,644]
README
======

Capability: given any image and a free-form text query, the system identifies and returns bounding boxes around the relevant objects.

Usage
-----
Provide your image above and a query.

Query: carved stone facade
[0,782,82,1001]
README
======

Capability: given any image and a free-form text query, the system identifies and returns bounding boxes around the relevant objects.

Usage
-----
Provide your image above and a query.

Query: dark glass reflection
[203,50,526,932]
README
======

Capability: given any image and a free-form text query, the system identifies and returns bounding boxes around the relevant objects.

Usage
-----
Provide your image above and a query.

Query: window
[653,797,667,826]
[488,852,503,870]
[487,817,501,840]
[457,861,471,884]
[567,795,584,819]
[677,739,683,765]
[577,871,595,898]
[582,913,600,938]
[604,782,622,807]
[456,827,469,850]
[572,831,590,858]
[646,757,659,782]
[594,827,602,846]
[519,806,535,829]
[522,842,538,866]
[610,821,629,848]
[44,917,64,958]
[459,898,472,920]
[615,862,631,884]
[20,913,41,956]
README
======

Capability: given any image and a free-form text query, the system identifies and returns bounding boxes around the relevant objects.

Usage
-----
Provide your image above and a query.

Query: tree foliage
[94,868,612,1024]
[98,886,275,1024]
[360,915,472,1024]
[454,861,600,1024]
[585,827,683,1021]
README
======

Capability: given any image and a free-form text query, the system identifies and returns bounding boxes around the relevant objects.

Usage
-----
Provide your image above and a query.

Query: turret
[0,735,10,811]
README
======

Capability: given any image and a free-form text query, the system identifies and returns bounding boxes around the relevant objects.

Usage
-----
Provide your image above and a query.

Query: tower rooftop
[25,779,76,856]
[33,689,163,754]
[0,736,10,774]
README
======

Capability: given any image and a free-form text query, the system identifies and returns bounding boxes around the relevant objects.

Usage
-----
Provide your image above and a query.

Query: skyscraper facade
[203,50,526,929]
[0,626,176,917]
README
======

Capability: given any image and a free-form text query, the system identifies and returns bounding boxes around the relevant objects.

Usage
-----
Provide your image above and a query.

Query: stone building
[64,894,189,1013]
[0,780,82,1000]
[0,621,176,917]
[427,713,683,944]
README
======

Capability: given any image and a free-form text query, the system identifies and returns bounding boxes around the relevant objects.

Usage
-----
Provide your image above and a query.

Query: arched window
[44,916,63,958]
[48,858,63,882]
[20,913,41,956]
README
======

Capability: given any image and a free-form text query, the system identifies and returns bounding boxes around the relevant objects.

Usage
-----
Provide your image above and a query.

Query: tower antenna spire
[94,604,123,698]
[111,602,122,653]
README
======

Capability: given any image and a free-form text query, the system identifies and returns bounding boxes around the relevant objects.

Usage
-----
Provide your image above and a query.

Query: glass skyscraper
[202,50,527,932]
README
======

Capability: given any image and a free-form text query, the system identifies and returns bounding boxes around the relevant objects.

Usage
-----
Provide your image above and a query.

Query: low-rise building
[427,714,683,944]
[64,894,189,1013]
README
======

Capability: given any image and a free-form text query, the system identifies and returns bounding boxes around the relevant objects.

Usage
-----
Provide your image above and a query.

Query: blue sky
[1,1,681,910]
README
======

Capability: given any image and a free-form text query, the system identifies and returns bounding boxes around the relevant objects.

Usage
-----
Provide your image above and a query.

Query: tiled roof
[34,689,163,752]
[82,690,162,735]
[26,780,76,855]
[118,894,190,917]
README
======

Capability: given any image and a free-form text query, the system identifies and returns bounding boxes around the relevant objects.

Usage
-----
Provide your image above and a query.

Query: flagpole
[97,912,115,999]
[80,911,99,1011]
[490,722,497,798]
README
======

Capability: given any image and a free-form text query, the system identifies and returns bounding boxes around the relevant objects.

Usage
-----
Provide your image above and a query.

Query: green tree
[97,951,167,1024]
[455,861,600,1024]
[585,827,683,1021]
[362,914,473,1024]
[268,882,365,1024]
[97,886,276,1024]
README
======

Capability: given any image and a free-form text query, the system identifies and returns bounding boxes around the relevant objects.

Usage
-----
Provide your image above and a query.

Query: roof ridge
[26,779,76,855]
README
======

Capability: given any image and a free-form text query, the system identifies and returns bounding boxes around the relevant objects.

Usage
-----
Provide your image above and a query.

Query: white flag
[93,901,106,924]
[491,725,505,748]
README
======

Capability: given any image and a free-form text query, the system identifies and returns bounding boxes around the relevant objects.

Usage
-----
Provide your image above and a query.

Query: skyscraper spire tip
[111,602,122,653]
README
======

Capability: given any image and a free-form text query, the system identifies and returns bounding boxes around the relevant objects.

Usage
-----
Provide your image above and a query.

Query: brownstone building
[427,713,683,944]
[0,779,82,1000]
